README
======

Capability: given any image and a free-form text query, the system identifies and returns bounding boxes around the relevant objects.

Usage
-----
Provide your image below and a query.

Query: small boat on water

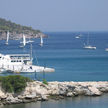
[5,31,9,45]
[83,33,96,50]
[105,48,108,52]
[27,38,34,43]
[75,34,82,39]
[83,45,96,50]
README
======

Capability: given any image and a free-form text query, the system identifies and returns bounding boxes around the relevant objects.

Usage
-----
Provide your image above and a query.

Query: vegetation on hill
[0,75,32,93]
[0,18,41,34]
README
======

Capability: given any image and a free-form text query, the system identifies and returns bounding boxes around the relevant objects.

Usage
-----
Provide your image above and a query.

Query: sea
[0,32,108,108]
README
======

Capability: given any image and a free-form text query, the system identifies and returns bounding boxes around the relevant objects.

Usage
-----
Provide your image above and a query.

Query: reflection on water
[2,94,108,108]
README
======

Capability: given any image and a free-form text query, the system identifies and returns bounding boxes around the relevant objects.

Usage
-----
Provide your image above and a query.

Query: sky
[0,0,108,32]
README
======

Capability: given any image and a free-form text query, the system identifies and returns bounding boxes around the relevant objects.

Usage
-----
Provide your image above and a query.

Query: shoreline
[0,81,108,106]
[0,32,47,40]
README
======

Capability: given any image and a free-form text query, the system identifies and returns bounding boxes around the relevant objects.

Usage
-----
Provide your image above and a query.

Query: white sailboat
[83,33,96,50]
[20,34,27,47]
[40,36,43,46]
[23,34,26,46]
[5,31,9,45]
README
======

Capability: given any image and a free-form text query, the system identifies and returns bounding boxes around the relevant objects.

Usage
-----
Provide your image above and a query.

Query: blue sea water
[1,32,108,108]
[0,32,108,81]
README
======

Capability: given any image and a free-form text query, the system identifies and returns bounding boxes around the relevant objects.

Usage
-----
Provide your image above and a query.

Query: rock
[97,86,108,92]
[87,86,102,96]
[66,92,74,97]
[41,95,48,101]
[25,94,36,99]
[74,86,89,95]
[37,97,42,101]
[58,84,68,95]
[0,86,7,99]
[18,95,25,99]
[5,93,22,104]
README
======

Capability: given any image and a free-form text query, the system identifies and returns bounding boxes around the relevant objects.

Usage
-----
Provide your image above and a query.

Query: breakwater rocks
[0,81,108,105]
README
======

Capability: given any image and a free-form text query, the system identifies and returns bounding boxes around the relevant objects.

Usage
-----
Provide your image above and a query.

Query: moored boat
[0,53,55,73]
[83,33,96,50]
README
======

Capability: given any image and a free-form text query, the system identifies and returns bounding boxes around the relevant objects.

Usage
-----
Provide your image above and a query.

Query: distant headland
[0,18,47,40]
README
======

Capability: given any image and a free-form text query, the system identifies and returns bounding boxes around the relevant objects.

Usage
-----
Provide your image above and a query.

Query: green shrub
[42,79,48,85]
[0,75,32,93]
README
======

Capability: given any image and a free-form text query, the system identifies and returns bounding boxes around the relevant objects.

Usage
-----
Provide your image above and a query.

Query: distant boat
[40,36,43,46]
[20,34,26,47]
[27,38,34,43]
[5,31,9,45]
[75,34,82,39]
[105,48,108,52]
[83,33,96,50]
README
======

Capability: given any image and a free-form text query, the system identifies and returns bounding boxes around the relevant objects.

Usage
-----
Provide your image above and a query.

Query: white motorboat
[0,53,55,73]
[83,45,96,50]
[75,34,82,39]
[75,36,80,39]
[0,44,54,73]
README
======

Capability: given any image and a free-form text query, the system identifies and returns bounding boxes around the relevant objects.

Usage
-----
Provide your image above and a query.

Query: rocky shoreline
[0,32,47,40]
[0,81,108,106]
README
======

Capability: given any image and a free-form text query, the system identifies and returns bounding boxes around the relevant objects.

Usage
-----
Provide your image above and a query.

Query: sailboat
[83,33,96,50]
[20,34,26,47]
[40,36,43,46]
[5,31,9,45]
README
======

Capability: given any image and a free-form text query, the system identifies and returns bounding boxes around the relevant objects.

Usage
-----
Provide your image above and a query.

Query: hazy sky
[0,0,108,32]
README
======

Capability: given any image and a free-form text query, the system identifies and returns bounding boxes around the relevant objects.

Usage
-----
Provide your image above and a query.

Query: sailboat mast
[23,34,26,46]
[6,31,9,44]
[40,36,43,46]
[87,32,89,45]
[30,43,33,63]
[41,36,43,44]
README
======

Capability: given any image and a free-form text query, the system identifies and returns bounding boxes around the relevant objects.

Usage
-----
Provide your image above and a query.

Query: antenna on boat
[30,43,33,63]
[87,32,89,45]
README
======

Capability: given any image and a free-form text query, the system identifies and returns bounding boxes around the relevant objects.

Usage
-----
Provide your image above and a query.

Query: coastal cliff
[0,81,108,106]
[0,18,46,40]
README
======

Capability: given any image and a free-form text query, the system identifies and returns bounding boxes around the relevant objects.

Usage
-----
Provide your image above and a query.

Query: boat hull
[83,46,96,50]
[105,48,108,51]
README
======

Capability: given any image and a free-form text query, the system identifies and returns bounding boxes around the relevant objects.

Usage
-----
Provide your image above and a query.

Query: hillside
[0,18,45,40]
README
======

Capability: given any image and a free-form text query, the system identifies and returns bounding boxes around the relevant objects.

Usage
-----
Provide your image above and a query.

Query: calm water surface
[2,94,108,108]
